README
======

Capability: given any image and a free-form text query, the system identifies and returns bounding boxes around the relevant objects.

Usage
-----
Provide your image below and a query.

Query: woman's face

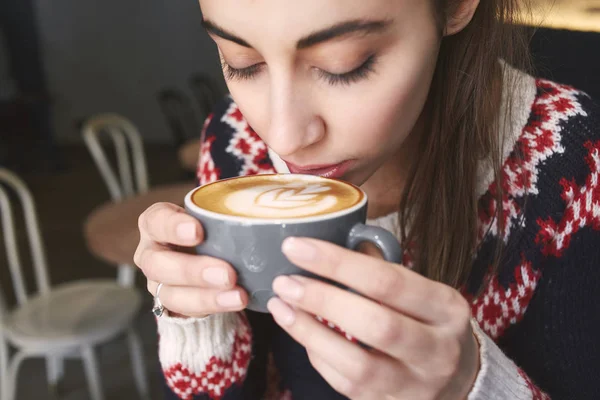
[200,0,442,187]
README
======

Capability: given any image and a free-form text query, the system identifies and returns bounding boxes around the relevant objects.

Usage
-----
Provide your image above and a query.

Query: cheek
[325,51,438,158]
[225,81,271,135]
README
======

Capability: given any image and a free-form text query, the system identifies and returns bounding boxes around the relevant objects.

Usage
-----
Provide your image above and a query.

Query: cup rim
[184,174,368,225]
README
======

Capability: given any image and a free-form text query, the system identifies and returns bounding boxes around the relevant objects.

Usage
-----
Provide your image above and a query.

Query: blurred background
[0,0,597,399]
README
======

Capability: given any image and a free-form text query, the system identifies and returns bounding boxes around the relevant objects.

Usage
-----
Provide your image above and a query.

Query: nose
[265,80,325,157]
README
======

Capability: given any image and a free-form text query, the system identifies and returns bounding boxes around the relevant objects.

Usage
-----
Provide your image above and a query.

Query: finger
[281,237,458,324]
[148,281,248,317]
[136,242,236,289]
[306,353,358,398]
[138,202,203,247]
[273,275,438,362]
[268,298,403,397]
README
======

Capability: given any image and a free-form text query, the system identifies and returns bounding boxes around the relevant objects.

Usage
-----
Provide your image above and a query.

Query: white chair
[82,114,149,288]
[0,168,149,400]
[82,114,196,289]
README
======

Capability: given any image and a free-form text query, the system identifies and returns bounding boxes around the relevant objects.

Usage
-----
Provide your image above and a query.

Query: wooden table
[84,182,196,266]
[522,0,600,33]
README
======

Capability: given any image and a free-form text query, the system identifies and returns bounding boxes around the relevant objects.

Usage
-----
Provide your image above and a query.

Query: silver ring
[152,283,165,317]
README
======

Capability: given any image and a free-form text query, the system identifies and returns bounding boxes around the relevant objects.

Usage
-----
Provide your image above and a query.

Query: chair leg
[117,264,136,287]
[6,350,28,400]
[126,327,150,398]
[0,337,9,400]
[46,355,64,384]
[46,355,64,396]
[81,346,105,400]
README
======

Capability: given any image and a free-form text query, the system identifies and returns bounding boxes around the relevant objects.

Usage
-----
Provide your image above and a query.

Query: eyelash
[222,62,263,81]
[318,55,376,86]
[221,55,377,86]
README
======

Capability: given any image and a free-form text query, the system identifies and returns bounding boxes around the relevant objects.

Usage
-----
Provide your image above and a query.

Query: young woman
[135,0,600,398]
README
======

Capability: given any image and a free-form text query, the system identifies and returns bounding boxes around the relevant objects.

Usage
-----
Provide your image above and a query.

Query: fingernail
[203,268,230,286]
[267,297,296,326]
[273,276,304,301]
[282,237,317,261]
[176,222,197,241]
[216,291,243,308]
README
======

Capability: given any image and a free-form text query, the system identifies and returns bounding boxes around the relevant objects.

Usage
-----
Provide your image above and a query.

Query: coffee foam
[191,175,364,220]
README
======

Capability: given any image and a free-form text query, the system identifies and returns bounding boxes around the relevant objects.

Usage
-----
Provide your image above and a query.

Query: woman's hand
[134,202,248,318]
[268,237,480,400]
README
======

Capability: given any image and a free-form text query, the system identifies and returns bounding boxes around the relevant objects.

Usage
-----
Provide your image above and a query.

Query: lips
[284,160,353,179]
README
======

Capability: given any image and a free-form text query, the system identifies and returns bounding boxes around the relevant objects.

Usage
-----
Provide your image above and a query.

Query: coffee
[191,174,364,219]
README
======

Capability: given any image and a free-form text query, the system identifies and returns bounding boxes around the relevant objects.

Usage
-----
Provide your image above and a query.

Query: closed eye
[221,54,377,86]
[317,55,377,86]
[221,61,265,81]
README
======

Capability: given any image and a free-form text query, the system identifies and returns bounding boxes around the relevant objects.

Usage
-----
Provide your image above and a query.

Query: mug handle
[346,223,403,264]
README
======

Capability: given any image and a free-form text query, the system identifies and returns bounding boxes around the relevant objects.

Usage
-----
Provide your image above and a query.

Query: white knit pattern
[157,312,244,376]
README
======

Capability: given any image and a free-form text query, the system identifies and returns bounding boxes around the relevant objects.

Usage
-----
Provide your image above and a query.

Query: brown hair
[399,0,533,289]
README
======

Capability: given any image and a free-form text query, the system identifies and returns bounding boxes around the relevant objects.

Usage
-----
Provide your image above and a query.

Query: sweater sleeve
[158,312,252,400]
[157,96,280,399]
[468,321,550,400]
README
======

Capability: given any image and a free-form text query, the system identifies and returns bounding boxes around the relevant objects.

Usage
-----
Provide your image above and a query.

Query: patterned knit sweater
[157,66,600,400]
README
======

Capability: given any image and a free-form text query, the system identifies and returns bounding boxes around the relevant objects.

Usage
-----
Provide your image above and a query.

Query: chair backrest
[0,168,50,315]
[82,114,149,202]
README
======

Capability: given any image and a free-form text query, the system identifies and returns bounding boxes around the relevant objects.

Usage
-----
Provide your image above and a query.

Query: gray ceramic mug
[184,174,403,313]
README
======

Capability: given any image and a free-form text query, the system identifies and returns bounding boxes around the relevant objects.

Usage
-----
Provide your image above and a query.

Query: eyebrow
[202,19,392,50]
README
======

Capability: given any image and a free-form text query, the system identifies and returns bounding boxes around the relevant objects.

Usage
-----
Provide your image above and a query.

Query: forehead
[199,0,413,46]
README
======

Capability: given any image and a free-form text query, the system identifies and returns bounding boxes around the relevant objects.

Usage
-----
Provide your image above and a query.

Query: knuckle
[340,379,360,399]
[137,210,148,233]
[434,285,466,321]
[446,290,471,325]
[133,246,142,267]
[370,268,402,300]
[205,292,228,315]
[182,256,204,286]
[138,202,161,232]
[139,248,161,280]
[436,341,461,380]
[307,352,320,370]
[435,284,454,305]
[350,355,375,386]
[324,248,345,281]
[370,311,400,347]
[141,202,180,242]
[306,283,327,312]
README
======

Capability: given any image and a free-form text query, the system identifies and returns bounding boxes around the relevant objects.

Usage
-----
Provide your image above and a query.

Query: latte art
[191,175,364,220]
[227,183,338,218]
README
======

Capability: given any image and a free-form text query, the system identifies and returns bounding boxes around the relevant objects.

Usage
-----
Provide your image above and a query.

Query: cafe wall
[34,0,225,143]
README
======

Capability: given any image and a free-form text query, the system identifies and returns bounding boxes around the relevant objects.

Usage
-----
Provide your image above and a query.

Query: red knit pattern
[199,134,221,186]
[478,80,584,243]
[315,316,358,343]
[222,102,277,176]
[536,140,600,257]
[470,257,542,339]
[163,318,252,400]
[471,79,587,342]
[518,369,551,400]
